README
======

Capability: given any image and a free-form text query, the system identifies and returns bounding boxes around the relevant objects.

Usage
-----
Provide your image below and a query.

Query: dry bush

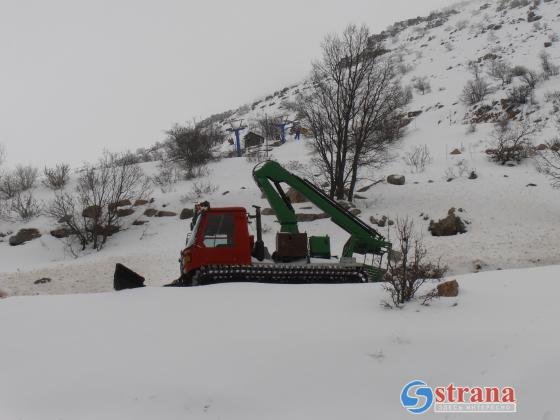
[537,139,560,187]
[165,123,223,179]
[180,181,218,203]
[520,69,540,89]
[540,51,560,79]
[507,84,533,106]
[461,78,491,105]
[412,76,431,95]
[43,163,71,190]
[9,191,42,221]
[383,217,447,307]
[510,65,528,77]
[48,152,150,251]
[486,121,538,164]
[13,165,38,191]
[152,160,181,193]
[487,60,513,86]
[403,145,433,173]
[0,173,20,199]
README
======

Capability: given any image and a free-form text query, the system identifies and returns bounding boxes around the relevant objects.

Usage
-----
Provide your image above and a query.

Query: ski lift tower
[226,119,247,157]
[274,116,293,144]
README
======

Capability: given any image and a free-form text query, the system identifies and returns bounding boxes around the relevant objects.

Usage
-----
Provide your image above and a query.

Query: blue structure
[226,121,247,157]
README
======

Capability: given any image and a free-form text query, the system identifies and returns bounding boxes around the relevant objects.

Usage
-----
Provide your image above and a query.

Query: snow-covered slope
[1,0,560,296]
[1,265,559,420]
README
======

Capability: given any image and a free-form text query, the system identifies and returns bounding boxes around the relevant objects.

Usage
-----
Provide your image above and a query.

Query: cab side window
[203,214,235,248]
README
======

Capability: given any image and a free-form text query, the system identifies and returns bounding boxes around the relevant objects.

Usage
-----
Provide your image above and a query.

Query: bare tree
[43,163,71,190]
[294,24,407,200]
[165,122,223,179]
[412,76,431,95]
[383,217,447,307]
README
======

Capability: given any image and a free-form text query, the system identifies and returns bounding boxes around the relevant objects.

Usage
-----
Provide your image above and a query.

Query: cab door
[197,211,250,266]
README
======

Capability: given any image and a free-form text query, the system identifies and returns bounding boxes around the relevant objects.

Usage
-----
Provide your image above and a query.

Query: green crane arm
[252,160,391,258]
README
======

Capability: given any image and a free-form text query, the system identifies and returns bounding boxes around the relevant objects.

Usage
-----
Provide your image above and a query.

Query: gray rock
[9,229,41,246]
[50,228,72,239]
[143,208,158,217]
[157,211,177,217]
[387,174,405,186]
[429,208,467,237]
[437,280,459,297]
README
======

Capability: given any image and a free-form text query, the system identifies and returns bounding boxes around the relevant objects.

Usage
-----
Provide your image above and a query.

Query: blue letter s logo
[401,380,433,414]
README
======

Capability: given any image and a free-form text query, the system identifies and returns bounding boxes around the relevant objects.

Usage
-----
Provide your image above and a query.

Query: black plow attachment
[114,263,146,291]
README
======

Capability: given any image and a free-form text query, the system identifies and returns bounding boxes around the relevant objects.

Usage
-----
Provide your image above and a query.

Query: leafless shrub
[43,163,71,190]
[0,173,20,199]
[191,181,217,198]
[486,121,539,164]
[521,69,540,89]
[152,160,181,193]
[9,191,42,221]
[537,139,560,187]
[540,51,560,79]
[510,65,528,77]
[13,165,38,191]
[403,145,433,173]
[383,217,447,307]
[47,152,150,251]
[487,60,513,85]
[461,78,491,105]
[165,122,223,179]
[181,181,218,203]
[412,76,431,95]
[507,84,534,105]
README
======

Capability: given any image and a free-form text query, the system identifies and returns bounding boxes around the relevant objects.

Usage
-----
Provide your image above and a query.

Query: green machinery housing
[252,161,391,280]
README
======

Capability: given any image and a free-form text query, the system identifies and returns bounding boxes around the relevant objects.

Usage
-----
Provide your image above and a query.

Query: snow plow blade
[114,263,145,290]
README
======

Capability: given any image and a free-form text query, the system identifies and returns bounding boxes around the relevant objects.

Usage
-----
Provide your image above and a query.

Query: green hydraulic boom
[252,161,391,274]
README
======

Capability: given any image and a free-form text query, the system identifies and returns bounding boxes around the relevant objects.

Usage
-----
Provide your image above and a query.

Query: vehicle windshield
[186,216,201,248]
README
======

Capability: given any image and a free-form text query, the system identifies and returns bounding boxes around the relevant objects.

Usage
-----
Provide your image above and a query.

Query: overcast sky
[0,0,453,167]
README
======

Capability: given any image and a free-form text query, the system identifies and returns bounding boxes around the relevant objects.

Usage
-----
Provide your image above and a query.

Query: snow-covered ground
[1,1,560,418]
[2,0,560,296]
[1,265,559,419]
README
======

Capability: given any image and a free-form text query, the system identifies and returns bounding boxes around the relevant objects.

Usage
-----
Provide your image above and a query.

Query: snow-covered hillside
[1,265,559,419]
[1,0,560,298]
